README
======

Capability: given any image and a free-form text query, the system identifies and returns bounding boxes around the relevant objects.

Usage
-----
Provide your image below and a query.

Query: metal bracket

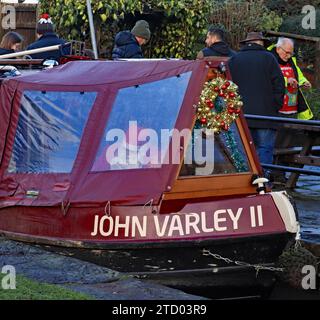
[104,201,111,216]
[61,201,71,216]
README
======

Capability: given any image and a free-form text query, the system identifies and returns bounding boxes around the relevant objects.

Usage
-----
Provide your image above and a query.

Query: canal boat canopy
[0,60,214,207]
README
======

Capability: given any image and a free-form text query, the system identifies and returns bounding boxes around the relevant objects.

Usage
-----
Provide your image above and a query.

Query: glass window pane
[92,72,191,171]
[8,91,97,173]
[180,122,250,176]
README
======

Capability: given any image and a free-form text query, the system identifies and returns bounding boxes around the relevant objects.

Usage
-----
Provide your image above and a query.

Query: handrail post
[315,41,320,89]
[86,0,98,60]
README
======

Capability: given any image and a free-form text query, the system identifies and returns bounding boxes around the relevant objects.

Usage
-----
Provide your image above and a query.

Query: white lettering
[168,215,184,236]
[227,208,243,230]
[185,213,201,234]
[301,265,317,290]
[105,129,126,166]
[154,215,170,237]
[214,210,227,231]
[99,216,114,237]
[91,205,267,238]
[257,205,264,227]
[201,211,214,232]
[250,206,256,227]
[131,216,147,237]
[2,5,16,30]
[112,304,146,317]
[302,5,316,30]
[194,129,215,176]
[1,265,16,290]
[91,215,99,236]
[114,216,130,237]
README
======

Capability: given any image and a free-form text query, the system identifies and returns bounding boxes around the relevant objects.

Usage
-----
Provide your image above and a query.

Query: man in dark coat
[197,27,235,59]
[228,32,285,169]
[27,13,70,61]
[112,20,151,59]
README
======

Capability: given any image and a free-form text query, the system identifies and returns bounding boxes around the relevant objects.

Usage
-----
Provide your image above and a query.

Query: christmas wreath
[196,77,243,134]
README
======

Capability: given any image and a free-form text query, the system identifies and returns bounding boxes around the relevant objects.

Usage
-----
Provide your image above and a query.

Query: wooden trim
[266,30,320,42]
[283,123,320,132]
[236,116,259,173]
[0,59,43,65]
[164,173,256,200]
[164,65,261,201]
[167,117,259,200]
[282,155,320,166]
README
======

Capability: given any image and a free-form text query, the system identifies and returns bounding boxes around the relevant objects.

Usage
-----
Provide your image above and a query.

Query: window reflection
[8,91,96,173]
[180,122,250,176]
[92,72,192,171]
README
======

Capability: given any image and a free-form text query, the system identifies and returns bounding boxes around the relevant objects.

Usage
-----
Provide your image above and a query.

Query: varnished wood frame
[163,59,263,201]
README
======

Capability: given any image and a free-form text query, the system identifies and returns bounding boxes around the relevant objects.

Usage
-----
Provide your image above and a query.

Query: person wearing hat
[26,13,70,61]
[196,27,235,59]
[228,32,285,176]
[112,20,151,59]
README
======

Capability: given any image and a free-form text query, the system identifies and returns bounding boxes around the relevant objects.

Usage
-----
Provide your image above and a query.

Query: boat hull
[1,229,293,299]
[0,192,297,298]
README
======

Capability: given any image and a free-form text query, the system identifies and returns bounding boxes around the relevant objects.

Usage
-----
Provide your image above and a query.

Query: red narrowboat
[0,58,299,298]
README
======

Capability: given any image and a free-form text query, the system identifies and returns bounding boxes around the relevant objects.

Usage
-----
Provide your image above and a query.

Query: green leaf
[100,13,107,22]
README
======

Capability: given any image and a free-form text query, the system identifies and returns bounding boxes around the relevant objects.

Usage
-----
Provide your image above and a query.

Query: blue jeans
[250,128,276,165]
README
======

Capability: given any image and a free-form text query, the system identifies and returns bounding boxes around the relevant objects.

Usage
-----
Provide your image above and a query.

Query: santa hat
[37,13,55,35]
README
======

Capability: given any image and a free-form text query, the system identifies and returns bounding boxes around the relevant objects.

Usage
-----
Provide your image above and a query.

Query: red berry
[223,124,229,131]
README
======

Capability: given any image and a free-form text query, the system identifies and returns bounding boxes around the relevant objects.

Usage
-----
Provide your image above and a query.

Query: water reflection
[287,166,320,244]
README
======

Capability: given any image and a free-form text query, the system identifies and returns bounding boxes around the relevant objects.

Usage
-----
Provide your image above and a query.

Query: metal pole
[86,0,98,59]
[261,163,320,177]
[245,114,320,126]
[0,44,67,59]
[315,41,320,89]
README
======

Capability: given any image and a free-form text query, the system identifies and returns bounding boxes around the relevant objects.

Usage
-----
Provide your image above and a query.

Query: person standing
[112,20,151,59]
[0,31,23,56]
[268,37,313,120]
[26,13,70,61]
[197,27,235,59]
[228,32,285,170]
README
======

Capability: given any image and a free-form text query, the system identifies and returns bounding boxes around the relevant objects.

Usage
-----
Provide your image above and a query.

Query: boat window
[91,72,191,171]
[179,122,250,177]
[8,91,97,173]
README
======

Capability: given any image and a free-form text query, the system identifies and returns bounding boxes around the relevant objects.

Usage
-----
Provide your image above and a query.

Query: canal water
[288,171,320,244]
[269,172,320,300]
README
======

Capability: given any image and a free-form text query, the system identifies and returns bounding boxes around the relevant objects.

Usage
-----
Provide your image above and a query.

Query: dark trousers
[250,128,277,165]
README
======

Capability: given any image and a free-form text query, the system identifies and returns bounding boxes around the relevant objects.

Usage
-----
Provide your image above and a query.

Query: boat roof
[4,60,203,87]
